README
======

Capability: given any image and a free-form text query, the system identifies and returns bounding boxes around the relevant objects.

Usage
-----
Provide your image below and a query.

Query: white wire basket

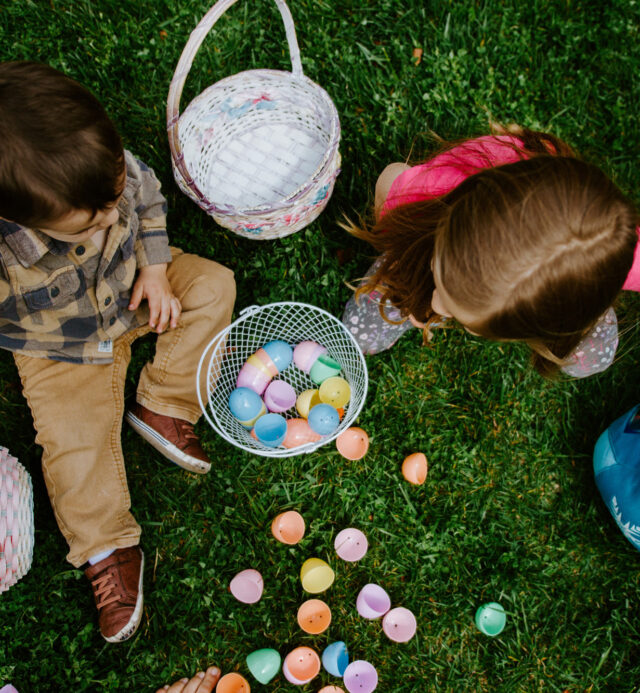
[167,0,341,240]
[197,302,368,457]
[0,447,34,594]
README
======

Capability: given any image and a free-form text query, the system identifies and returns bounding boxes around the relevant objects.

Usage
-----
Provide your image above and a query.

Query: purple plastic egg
[356,583,391,619]
[264,380,297,413]
[343,660,378,693]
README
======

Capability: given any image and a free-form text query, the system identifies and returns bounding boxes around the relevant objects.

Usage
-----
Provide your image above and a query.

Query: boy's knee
[170,254,235,314]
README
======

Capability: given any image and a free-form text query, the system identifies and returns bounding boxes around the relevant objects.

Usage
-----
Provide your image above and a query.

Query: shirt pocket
[22,266,81,311]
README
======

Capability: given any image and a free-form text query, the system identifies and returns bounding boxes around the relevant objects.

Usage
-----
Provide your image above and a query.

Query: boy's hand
[129,263,181,333]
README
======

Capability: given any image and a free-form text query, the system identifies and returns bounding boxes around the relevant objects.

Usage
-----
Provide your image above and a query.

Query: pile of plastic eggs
[228,340,352,449]
[221,512,418,692]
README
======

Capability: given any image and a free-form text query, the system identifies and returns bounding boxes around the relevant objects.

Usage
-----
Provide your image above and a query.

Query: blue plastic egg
[228,387,266,428]
[253,413,288,447]
[308,403,340,436]
[322,641,349,677]
[263,340,293,372]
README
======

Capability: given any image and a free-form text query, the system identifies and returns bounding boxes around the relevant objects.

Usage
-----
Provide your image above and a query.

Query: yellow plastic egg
[319,376,351,408]
[402,452,428,485]
[296,389,321,418]
[300,557,335,593]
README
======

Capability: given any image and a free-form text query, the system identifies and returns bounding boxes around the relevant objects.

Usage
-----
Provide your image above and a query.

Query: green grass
[2,0,640,691]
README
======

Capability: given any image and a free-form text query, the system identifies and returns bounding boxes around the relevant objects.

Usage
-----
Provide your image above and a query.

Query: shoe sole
[105,551,145,643]
[125,411,211,475]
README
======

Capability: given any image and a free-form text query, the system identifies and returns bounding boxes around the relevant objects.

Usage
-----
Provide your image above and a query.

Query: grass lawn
[2,0,640,691]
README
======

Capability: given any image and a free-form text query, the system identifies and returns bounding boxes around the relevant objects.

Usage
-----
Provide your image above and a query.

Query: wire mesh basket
[167,0,341,240]
[197,303,368,457]
[0,447,34,594]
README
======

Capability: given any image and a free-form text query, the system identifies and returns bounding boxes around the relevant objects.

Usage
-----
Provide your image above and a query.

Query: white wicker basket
[197,303,368,457]
[167,0,341,240]
[0,447,34,594]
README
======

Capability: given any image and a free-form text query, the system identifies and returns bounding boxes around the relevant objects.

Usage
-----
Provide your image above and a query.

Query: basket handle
[167,0,303,209]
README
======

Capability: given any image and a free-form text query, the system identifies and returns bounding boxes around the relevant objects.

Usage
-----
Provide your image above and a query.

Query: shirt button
[109,317,116,326]
[51,287,60,297]
[76,245,85,256]
[104,296,112,306]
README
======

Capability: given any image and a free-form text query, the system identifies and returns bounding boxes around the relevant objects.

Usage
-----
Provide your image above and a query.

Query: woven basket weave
[167,0,341,240]
[197,302,368,457]
[0,447,34,594]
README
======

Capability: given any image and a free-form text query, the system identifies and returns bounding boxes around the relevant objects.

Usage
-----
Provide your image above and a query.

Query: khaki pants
[14,250,235,567]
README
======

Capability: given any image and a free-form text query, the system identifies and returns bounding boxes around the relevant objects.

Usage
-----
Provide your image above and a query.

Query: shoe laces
[177,419,198,442]
[91,570,123,609]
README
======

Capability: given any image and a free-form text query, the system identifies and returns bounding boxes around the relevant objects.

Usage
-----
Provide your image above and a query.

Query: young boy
[0,62,236,642]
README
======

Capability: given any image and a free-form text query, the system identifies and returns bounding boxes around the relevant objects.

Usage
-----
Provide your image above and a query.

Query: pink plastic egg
[236,362,271,395]
[282,419,322,449]
[263,380,297,413]
[293,341,327,373]
[334,527,368,562]
[402,452,428,485]
[229,568,263,604]
[336,428,369,460]
[382,606,417,642]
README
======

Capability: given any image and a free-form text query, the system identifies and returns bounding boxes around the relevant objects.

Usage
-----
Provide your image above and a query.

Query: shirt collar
[0,219,70,267]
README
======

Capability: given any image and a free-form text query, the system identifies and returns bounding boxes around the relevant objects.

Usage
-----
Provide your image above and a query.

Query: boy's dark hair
[0,61,124,227]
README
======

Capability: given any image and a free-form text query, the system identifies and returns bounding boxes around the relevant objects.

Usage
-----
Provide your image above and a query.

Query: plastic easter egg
[216,672,251,693]
[402,452,428,485]
[319,688,345,693]
[474,602,506,636]
[282,419,322,449]
[263,340,293,372]
[263,380,297,413]
[246,352,276,378]
[283,646,321,684]
[293,340,327,373]
[310,354,342,385]
[322,641,349,677]
[236,362,271,395]
[246,648,281,685]
[356,583,391,619]
[228,388,266,428]
[382,606,417,642]
[296,389,321,419]
[308,404,340,436]
[252,349,279,378]
[319,376,351,408]
[297,598,332,634]
[334,528,368,562]
[343,661,378,693]
[271,510,306,544]
[336,428,369,461]
[229,568,263,604]
[253,413,287,447]
[300,557,335,593]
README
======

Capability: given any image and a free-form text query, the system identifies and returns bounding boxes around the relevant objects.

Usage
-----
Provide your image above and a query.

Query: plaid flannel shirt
[0,151,173,364]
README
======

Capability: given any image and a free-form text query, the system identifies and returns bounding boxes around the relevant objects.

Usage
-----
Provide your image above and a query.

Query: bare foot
[156,666,221,693]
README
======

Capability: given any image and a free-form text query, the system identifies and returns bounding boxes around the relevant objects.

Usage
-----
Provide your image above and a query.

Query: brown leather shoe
[85,546,144,643]
[125,403,211,474]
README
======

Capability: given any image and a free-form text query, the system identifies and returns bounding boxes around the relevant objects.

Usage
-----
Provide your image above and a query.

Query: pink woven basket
[0,447,34,594]
[167,0,341,240]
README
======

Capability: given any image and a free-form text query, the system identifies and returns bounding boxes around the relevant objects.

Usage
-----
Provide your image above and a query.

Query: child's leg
[135,250,236,422]
[13,332,143,568]
[342,257,414,355]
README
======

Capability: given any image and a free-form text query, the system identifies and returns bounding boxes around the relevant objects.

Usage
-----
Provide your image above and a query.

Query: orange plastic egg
[336,427,369,460]
[271,510,306,544]
[216,672,251,693]
[282,418,322,449]
[318,688,345,693]
[402,452,428,485]
[284,646,321,682]
[297,598,332,634]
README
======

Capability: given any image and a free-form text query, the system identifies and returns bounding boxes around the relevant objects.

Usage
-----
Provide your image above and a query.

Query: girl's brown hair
[349,129,639,376]
[0,61,124,227]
